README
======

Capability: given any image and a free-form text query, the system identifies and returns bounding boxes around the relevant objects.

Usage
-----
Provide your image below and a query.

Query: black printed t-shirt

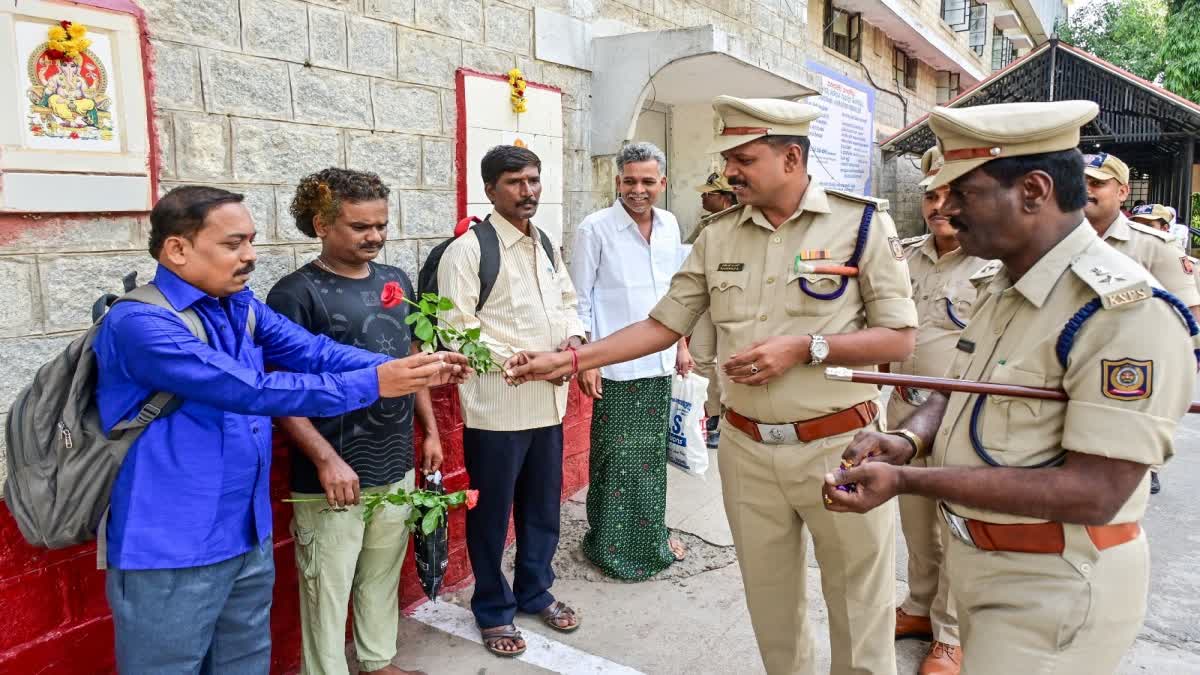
[266,262,417,493]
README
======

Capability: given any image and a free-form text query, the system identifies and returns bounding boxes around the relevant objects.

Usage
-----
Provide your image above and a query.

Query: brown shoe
[919,641,961,675]
[895,607,933,640]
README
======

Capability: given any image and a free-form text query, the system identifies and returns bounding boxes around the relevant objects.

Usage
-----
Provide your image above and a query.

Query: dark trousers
[463,425,564,628]
[106,537,275,675]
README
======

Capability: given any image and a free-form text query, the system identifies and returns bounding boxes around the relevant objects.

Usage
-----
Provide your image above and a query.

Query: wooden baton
[823,367,1200,414]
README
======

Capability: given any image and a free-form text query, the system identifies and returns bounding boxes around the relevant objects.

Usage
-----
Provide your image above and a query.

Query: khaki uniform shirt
[438,211,586,431]
[1100,213,1200,307]
[932,223,1196,525]
[650,180,919,423]
[890,235,991,380]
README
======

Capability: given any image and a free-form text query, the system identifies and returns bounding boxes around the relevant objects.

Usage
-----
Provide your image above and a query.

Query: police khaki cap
[1083,151,1130,185]
[1129,203,1174,226]
[927,100,1100,190]
[707,96,823,154]
[695,172,734,193]
[917,146,945,190]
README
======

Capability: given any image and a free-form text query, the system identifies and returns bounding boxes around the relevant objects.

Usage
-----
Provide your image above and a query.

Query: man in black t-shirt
[267,168,436,675]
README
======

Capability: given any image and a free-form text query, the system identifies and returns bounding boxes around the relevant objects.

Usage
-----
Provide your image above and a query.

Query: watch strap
[886,428,926,463]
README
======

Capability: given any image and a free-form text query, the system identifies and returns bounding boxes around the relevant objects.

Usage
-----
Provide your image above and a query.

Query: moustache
[359,243,382,250]
[727,178,748,188]
[235,262,256,276]
[949,216,970,231]
[518,199,538,208]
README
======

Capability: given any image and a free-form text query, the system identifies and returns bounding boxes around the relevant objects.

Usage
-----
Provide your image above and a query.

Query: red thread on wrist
[567,346,579,375]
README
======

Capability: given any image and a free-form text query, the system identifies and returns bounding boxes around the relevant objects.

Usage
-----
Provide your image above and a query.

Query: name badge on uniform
[717,263,744,272]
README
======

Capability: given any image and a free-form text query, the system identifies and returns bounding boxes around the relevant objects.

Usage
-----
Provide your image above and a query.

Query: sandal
[481,624,526,657]
[539,601,580,633]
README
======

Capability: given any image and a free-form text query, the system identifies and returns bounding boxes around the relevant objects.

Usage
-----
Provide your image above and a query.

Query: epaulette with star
[1069,246,1155,309]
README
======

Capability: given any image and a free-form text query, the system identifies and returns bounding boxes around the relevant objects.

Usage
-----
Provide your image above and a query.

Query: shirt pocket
[708,270,750,323]
[934,280,977,330]
[977,364,1046,453]
[785,269,846,317]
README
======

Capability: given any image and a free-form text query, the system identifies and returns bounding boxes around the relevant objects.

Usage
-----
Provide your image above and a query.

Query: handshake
[501,336,587,389]
[377,352,474,397]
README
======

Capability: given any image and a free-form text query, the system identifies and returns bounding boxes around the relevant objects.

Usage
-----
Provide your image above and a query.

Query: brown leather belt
[724,401,878,444]
[942,505,1141,554]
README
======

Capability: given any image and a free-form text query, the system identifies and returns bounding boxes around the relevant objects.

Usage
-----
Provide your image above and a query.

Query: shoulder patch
[900,234,930,248]
[825,189,889,212]
[685,204,745,244]
[1102,358,1153,401]
[1127,220,1175,242]
[1070,244,1156,309]
[1182,256,1195,275]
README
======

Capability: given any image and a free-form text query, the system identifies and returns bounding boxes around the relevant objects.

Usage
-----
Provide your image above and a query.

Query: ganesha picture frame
[0,0,152,213]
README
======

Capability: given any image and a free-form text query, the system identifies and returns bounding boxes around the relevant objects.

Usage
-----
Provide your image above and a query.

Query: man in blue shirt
[94,185,470,674]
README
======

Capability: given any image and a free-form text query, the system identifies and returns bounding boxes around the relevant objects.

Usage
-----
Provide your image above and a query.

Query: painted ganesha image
[25,28,113,140]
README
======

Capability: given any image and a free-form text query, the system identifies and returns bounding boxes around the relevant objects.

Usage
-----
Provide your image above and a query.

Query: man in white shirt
[570,142,693,580]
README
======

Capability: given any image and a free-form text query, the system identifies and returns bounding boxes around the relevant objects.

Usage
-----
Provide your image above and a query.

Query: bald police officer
[507,96,918,675]
[689,172,739,448]
[888,146,991,675]
[825,100,1197,675]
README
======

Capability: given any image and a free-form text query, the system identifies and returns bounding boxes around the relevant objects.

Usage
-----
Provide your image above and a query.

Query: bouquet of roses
[380,281,503,374]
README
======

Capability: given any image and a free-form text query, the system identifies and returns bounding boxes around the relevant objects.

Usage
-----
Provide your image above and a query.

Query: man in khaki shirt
[886,147,991,675]
[825,100,1197,675]
[437,145,587,657]
[507,96,918,675]
[1082,152,1198,495]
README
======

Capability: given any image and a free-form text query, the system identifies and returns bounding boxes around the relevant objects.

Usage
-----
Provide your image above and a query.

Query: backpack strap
[537,228,558,271]
[473,218,502,313]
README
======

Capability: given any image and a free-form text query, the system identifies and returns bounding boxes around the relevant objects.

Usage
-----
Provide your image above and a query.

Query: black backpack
[418,215,557,311]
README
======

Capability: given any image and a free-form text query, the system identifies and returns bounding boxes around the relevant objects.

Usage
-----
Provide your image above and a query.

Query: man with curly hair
[267,169,437,675]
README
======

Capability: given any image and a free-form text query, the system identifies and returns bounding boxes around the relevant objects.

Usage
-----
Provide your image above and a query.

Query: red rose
[465,490,479,510]
[380,280,404,308]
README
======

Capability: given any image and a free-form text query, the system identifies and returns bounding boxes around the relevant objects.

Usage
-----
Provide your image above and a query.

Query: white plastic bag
[667,372,710,477]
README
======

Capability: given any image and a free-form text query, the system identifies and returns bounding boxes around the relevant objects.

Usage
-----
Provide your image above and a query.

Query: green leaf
[421,506,443,535]
[415,317,435,342]
[419,300,436,315]
[445,490,466,506]
[438,297,455,311]
[405,312,421,325]
[466,327,482,341]
[421,341,436,353]
[422,292,441,304]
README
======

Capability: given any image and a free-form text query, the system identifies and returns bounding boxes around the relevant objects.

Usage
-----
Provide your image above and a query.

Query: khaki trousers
[887,395,959,645]
[690,312,723,417]
[291,471,416,675]
[719,418,897,675]
[947,524,1148,674]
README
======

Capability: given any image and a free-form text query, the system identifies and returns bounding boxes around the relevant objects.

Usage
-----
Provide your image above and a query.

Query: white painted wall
[667,103,721,241]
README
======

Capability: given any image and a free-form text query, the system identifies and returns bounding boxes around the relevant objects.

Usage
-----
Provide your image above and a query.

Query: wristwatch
[886,428,926,462]
[808,334,830,365]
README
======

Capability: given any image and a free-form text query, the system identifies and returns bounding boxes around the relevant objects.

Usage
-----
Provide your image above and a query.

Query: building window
[968,1,988,56]
[1125,175,1151,210]
[824,0,863,61]
[937,70,961,103]
[941,0,970,30]
[992,27,1015,70]
[894,47,918,90]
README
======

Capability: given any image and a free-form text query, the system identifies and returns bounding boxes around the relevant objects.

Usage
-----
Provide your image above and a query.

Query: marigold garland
[45,20,91,61]
[507,68,527,114]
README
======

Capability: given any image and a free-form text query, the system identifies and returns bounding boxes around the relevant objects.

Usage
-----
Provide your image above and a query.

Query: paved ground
[353,388,1200,674]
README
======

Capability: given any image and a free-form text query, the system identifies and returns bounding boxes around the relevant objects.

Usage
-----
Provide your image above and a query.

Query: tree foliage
[1056,0,1168,82]
[1162,0,1200,103]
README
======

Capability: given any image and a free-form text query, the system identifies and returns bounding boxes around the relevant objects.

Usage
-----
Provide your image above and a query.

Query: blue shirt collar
[152,264,253,311]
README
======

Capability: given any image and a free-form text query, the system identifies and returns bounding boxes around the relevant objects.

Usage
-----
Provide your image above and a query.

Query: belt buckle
[756,423,799,445]
[899,387,931,406]
[939,504,976,548]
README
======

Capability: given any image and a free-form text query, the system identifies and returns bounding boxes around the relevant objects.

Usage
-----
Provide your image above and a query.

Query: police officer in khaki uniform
[887,146,991,675]
[825,100,1198,675]
[1082,153,1199,495]
[506,96,918,675]
[689,172,739,447]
